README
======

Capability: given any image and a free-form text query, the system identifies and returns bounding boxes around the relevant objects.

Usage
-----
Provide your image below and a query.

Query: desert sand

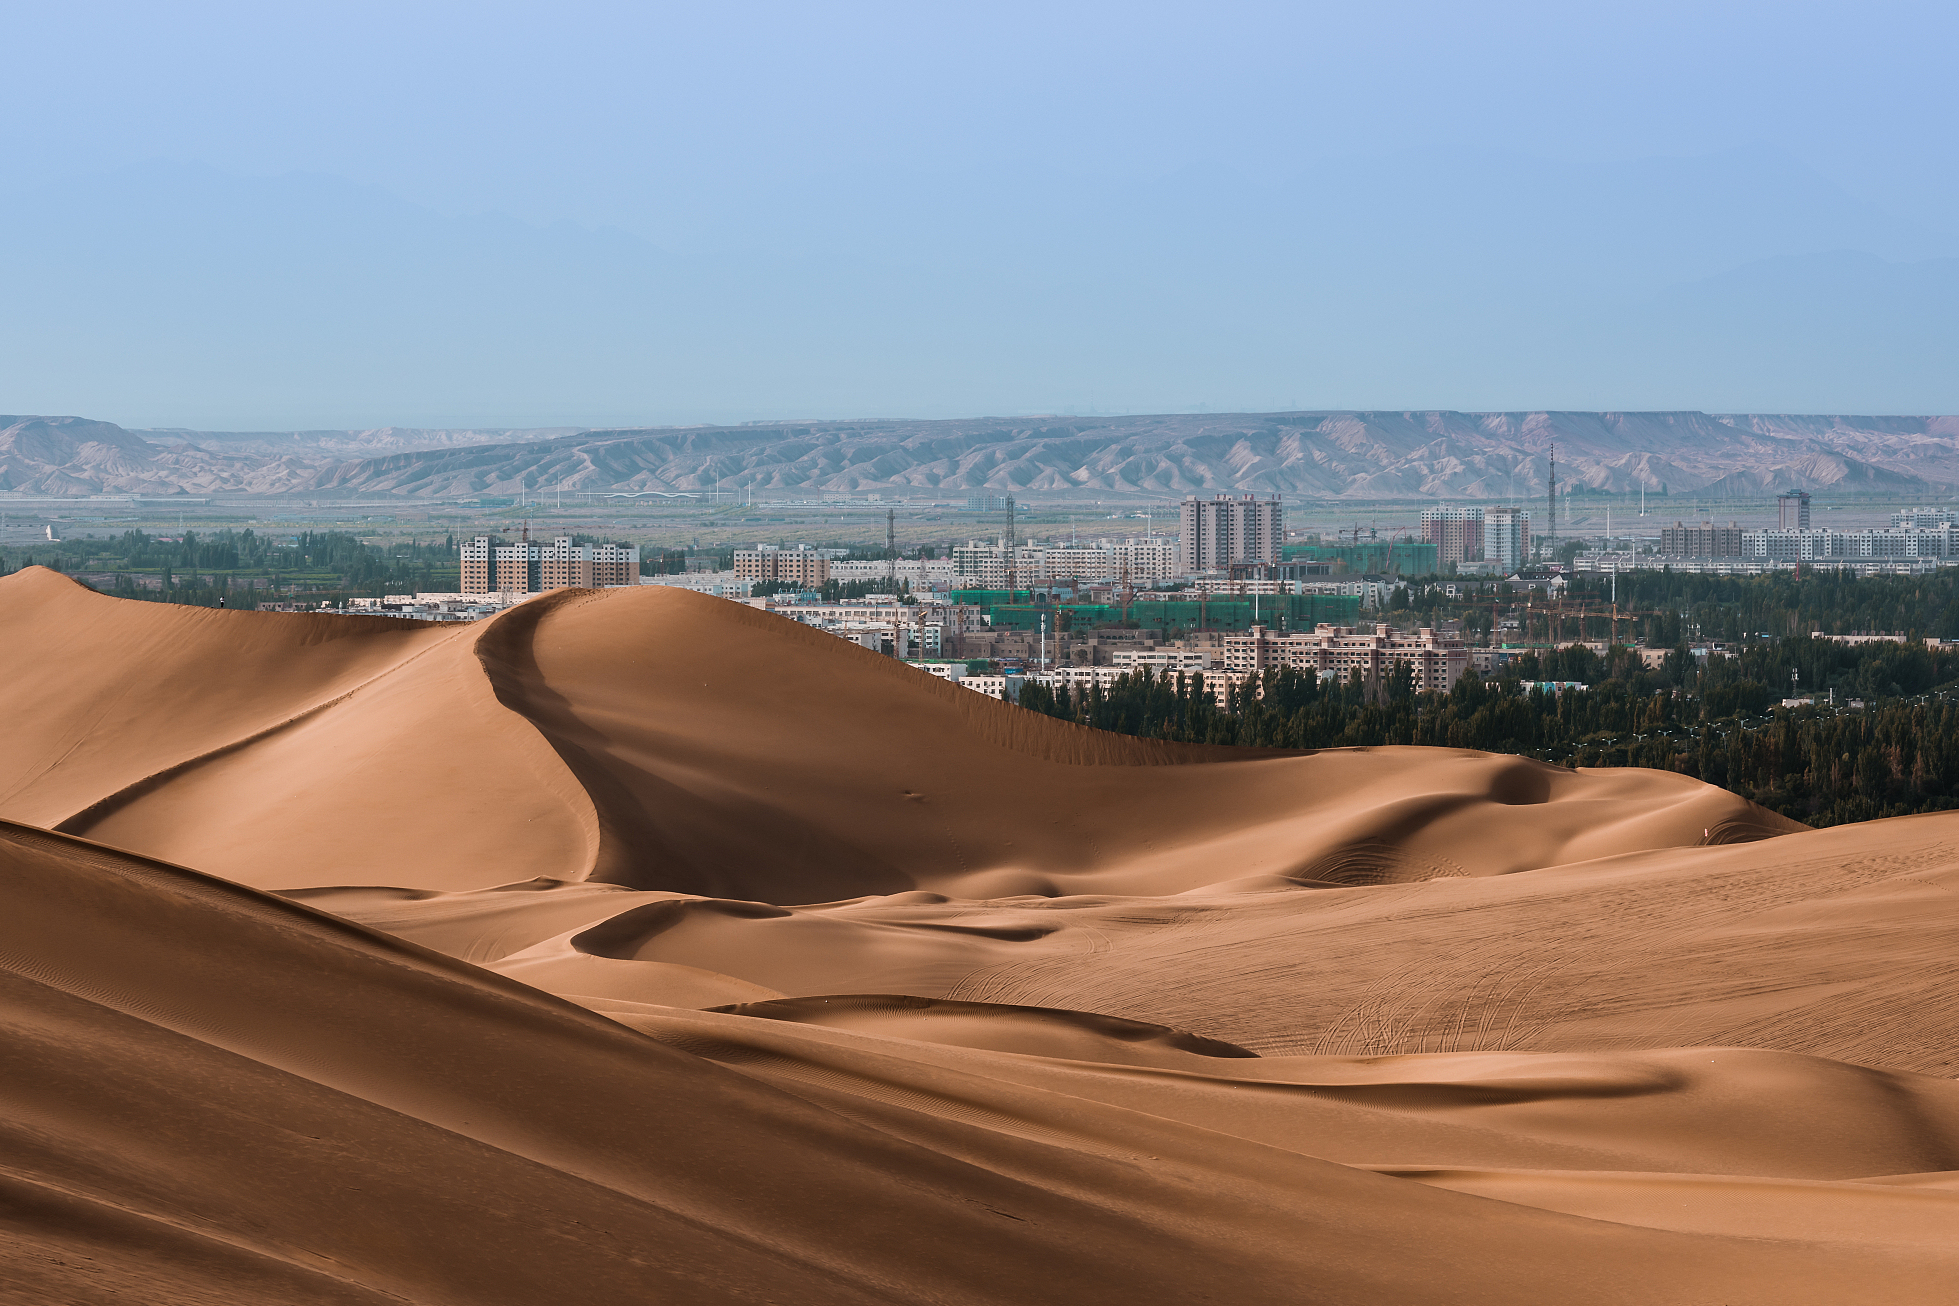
[3,565,1955,1304]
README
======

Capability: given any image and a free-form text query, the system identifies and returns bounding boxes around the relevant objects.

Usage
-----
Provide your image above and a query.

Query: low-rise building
[1223,623,1469,693]
[1027,664,1249,707]
[827,558,956,586]
[761,595,983,660]
[962,674,1020,701]
[638,570,755,597]
[344,593,519,621]
[1111,648,1220,671]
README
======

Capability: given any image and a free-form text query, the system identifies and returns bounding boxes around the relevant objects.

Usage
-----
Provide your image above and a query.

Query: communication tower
[1004,495,1017,601]
[1546,443,1557,553]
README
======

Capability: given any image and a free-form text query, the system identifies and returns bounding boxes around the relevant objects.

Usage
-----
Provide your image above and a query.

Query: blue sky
[4,2,1955,428]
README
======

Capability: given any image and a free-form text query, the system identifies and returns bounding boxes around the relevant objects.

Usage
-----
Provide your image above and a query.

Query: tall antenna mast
[1547,442,1557,550]
[886,507,897,590]
[1004,495,1017,602]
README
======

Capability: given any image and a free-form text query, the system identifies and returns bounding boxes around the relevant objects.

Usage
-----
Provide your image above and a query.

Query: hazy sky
[4,2,1956,427]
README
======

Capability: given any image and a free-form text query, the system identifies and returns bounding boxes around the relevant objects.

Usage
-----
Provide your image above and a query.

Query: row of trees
[2,529,462,602]
[1013,636,1959,828]
[1394,569,1959,646]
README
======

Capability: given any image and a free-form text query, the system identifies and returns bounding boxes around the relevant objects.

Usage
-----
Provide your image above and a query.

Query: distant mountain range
[137,425,583,458]
[5,411,1958,502]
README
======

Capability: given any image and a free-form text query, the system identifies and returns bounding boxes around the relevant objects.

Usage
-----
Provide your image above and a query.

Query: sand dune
[5,566,1954,1302]
[0,567,1791,898]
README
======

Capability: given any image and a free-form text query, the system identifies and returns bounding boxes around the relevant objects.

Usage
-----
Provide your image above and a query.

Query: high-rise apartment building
[1484,508,1531,570]
[460,536,541,593]
[1419,507,1485,566]
[732,545,831,588]
[461,536,639,594]
[1777,492,1812,530]
[459,536,497,592]
[540,538,639,589]
[1178,494,1283,573]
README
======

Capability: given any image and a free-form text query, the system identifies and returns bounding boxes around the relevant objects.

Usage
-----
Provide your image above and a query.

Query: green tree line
[1397,569,1959,646]
[1015,635,1959,829]
[2,528,461,605]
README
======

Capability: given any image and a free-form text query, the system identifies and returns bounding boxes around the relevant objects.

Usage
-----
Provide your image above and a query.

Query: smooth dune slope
[4,821,1957,1305]
[0,567,1792,897]
[299,808,1959,1074]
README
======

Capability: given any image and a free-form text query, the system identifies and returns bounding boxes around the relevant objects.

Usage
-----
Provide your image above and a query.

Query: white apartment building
[1110,648,1221,671]
[461,535,639,594]
[1049,666,1126,690]
[1297,578,1406,610]
[1484,508,1532,570]
[951,540,1048,589]
[962,674,1019,701]
[1743,526,1959,560]
[1039,538,1180,583]
[1188,576,1291,595]
[952,538,1178,588]
[637,570,756,597]
[1178,494,1283,572]
[1223,623,1469,693]
[733,544,829,587]
[827,558,957,586]
[1188,575,1401,609]
[1028,665,1248,707]
[762,596,985,658]
[1892,507,1956,529]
